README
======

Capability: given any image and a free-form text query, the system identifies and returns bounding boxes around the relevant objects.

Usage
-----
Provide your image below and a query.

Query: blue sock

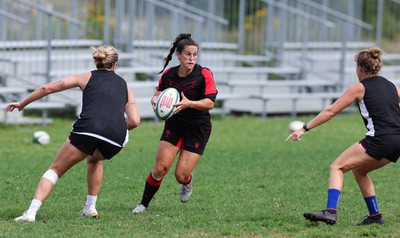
[364,196,380,216]
[326,188,341,210]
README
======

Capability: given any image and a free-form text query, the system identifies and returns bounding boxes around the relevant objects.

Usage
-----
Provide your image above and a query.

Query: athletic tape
[42,169,59,184]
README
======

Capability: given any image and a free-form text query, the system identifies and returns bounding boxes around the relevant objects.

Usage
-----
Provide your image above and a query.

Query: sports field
[1,114,399,237]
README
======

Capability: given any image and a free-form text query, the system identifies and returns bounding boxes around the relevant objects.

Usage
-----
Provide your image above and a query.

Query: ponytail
[158,33,198,74]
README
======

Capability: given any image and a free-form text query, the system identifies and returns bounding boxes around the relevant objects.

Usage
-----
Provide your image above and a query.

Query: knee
[48,165,64,178]
[87,156,102,165]
[152,164,170,179]
[174,171,190,184]
[45,168,61,182]
[329,162,338,172]
[329,162,347,174]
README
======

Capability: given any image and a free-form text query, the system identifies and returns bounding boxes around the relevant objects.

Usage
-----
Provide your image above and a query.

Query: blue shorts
[160,120,212,155]
[69,132,122,160]
[359,135,400,163]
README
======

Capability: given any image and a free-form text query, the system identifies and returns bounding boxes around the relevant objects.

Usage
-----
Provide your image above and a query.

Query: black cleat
[304,209,337,225]
[357,214,384,226]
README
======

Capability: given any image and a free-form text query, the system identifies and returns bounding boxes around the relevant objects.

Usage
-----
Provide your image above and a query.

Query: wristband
[303,123,310,132]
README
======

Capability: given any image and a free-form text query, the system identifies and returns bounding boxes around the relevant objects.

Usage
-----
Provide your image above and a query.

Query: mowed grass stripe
[1,114,399,237]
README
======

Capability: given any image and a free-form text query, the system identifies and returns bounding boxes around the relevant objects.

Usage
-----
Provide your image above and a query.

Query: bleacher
[0,38,371,124]
[1,0,399,125]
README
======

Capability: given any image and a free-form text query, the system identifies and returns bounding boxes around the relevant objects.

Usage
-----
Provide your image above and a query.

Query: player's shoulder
[196,64,211,72]
[198,65,214,77]
[162,66,178,76]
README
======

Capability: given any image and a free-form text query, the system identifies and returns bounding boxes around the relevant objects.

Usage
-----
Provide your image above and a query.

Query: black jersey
[358,76,400,136]
[72,70,128,147]
[156,64,218,125]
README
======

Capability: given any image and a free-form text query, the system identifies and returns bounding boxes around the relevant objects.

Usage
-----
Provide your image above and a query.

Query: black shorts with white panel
[359,135,400,162]
[69,132,123,160]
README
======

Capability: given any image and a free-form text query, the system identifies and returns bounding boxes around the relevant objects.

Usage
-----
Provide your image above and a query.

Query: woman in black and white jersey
[287,47,400,226]
[8,45,141,222]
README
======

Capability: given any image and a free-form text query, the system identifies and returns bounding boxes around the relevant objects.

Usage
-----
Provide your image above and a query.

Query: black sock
[140,173,162,207]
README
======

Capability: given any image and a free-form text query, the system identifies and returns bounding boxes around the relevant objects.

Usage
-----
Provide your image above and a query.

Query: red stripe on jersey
[201,68,218,95]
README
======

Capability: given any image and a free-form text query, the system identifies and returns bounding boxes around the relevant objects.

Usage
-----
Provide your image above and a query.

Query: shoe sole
[180,190,192,203]
[132,210,145,214]
[81,213,99,219]
[14,219,35,222]
[180,193,192,203]
[82,215,99,219]
[303,213,336,225]
[357,220,384,226]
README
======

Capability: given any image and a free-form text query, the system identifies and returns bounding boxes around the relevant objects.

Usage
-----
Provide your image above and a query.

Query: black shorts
[69,132,122,160]
[359,135,400,162]
[160,120,212,155]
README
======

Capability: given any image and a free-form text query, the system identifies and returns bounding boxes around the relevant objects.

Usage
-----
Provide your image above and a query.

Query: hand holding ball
[155,88,180,120]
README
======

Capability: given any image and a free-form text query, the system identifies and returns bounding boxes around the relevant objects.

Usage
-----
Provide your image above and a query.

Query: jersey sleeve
[201,68,218,101]
[156,67,173,91]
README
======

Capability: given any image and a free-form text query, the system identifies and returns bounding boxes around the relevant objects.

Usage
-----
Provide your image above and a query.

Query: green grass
[1,113,400,237]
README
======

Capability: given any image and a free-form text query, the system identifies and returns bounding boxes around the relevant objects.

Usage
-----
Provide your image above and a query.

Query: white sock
[85,195,97,210]
[26,199,42,215]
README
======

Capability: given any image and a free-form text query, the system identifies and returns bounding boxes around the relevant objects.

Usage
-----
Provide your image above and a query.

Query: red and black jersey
[156,64,218,125]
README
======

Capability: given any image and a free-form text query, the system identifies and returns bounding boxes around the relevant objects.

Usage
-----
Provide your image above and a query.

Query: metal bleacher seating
[2,0,399,125]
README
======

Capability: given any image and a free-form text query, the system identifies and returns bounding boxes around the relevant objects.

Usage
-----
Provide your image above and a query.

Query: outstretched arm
[6,73,89,111]
[286,82,364,141]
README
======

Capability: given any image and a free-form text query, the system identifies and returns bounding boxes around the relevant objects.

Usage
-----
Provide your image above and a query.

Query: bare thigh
[331,143,380,173]
[175,150,201,184]
[152,140,180,180]
[49,140,88,177]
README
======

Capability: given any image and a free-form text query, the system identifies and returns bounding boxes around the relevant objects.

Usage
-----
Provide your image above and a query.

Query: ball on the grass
[155,87,180,120]
[288,121,304,132]
[32,131,50,145]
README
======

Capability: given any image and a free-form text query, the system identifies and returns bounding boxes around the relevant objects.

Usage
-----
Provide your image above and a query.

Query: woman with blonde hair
[287,47,400,225]
[8,45,141,222]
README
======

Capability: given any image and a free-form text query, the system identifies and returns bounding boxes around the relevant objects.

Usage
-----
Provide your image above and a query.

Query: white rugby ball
[288,121,304,132]
[155,87,180,120]
[32,131,50,145]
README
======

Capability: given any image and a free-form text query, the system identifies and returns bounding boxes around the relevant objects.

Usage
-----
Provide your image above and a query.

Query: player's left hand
[173,92,189,114]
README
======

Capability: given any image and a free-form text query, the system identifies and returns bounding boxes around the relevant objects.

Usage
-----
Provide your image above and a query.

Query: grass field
[1,113,400,237]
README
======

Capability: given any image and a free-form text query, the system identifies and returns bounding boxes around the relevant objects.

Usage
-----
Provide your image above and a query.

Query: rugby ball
[32,131,50,145]
[155,87,180,120]
[288,121,304,132]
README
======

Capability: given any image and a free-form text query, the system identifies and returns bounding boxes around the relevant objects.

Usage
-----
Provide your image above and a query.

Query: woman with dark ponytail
[132,33,218,213]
